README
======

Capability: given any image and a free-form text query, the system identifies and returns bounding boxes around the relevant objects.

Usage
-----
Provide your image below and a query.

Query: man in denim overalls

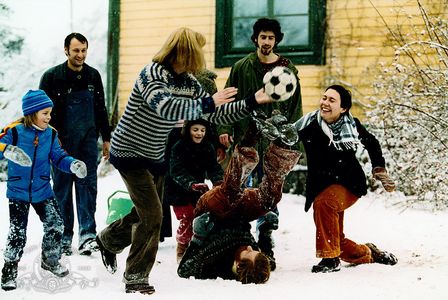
[39,33,111,256]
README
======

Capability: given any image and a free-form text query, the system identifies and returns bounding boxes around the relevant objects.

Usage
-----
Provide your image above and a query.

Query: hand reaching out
[212,87,237,107]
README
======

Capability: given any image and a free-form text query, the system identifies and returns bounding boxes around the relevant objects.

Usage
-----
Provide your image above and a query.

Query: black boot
[311,257,341,273]
[96,235,117,274]
[366,243,398,265]
[257,212,279,271]
[1,261,18,291]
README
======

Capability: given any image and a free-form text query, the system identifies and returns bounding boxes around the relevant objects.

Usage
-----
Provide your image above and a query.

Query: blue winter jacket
[0,121,74,203]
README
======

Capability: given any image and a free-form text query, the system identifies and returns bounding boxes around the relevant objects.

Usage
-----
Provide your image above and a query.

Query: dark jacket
[165,129,223,207]
[218,52,302,150]
[178,220,258,280]
[39,61,111,142]
[300,118,386,212]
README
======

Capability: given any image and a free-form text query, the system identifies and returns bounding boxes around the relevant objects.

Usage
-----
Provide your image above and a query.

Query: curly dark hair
[251,18,284,48]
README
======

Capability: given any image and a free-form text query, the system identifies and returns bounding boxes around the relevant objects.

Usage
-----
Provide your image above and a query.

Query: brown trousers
[99,169,163,284]
[313,184,373,264]
[195,144,301,221]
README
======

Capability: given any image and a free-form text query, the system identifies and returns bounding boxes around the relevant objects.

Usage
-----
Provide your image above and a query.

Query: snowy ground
[0,170,447,299]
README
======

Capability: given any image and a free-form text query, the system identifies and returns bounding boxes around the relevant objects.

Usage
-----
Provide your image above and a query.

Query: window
[215,0,326,67]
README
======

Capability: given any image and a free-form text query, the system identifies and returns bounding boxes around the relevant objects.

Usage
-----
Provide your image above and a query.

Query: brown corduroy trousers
[313,184,373,264]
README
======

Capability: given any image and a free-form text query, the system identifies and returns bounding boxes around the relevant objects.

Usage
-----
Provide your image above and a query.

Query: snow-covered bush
[366,2,448,210]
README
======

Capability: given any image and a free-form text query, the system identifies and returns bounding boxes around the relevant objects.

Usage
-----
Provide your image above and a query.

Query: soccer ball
[263,66,297,102]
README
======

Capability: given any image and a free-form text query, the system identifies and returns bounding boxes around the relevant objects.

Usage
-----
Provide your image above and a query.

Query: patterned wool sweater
[110,62,256,170]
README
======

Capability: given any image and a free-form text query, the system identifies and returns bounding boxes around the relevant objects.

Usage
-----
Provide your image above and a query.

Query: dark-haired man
[217,18,303,268]
[39,33,111,256]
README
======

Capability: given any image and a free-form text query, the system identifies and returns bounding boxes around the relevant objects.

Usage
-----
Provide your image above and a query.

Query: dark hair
[236,252,270,284]
[181,119,211,141]
[325,84,352,112]
[64,32,88,49]
[251,18,284,48]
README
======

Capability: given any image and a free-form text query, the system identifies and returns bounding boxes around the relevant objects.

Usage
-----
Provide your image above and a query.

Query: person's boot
[1,261,18,291]
[96,235,117,274]
[125,283,155,295]
[176,243,188,264]
[79,238,99,256]
[41,258,69,277]
[250,110,280,142]
[311,257,341,273]
[257,212,279,271]
[365,243,398,265]
[269,110,299,147]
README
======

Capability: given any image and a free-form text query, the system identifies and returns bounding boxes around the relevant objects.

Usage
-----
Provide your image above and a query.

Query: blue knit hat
[22,90,53,116]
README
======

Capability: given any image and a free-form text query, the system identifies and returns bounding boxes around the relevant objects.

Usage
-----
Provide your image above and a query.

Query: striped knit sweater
[110,62,256,165]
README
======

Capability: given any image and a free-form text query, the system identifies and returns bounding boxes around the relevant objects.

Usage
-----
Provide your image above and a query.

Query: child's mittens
[191,183,210,194]
[70,160,87,178]
[372,167,395,192]
[3,145,32,166]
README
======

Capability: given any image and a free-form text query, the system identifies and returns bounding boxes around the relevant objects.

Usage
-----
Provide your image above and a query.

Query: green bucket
[106,190,134,224]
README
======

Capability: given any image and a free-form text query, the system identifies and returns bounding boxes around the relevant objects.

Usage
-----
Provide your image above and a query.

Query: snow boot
[269,110,298,147]
[311,257,341,273]
[125,283,155,295]
[96,235,117,274]
[79,238,99,256]
[61,243,73,256]
[365,243,398,265]
[251,110,280,141]
[41,258,69,277]
[1,261,18,291]
[176,243,188,264]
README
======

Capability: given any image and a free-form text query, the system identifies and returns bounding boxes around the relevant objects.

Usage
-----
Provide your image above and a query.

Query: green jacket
[218,52,303,151]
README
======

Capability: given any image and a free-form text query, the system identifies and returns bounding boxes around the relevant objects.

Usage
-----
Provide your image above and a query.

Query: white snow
[1,1,447,299]
[0,169,447,299]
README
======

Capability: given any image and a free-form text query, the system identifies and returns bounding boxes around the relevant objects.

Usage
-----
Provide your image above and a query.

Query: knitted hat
[22,90,54,116]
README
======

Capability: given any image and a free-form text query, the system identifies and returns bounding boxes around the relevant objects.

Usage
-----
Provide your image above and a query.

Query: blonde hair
[236,252,271,284]
[21,114,36,128]
[152,27,206,74]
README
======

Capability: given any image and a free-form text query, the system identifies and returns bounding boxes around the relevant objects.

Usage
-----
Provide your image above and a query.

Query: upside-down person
[177,113,301,284]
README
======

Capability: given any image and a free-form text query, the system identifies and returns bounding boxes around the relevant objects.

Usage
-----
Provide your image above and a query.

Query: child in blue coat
[0,90,87,291]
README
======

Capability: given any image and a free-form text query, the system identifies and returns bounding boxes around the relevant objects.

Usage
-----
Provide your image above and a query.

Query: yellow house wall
[117,0,447,118]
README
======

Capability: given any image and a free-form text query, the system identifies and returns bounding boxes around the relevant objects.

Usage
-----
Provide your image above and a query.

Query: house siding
[115,0,447,117]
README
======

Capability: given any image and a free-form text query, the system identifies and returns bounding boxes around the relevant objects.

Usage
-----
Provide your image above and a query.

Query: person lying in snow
[177,112,301,284]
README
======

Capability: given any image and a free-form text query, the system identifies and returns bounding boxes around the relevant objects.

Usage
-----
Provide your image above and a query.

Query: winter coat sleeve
[0,127,13,159]
[169,142,199,191]
[355,118,386,168]
[49,130,75,173]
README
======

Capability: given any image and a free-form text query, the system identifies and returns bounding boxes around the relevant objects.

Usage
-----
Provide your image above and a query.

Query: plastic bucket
[106,190,134,224]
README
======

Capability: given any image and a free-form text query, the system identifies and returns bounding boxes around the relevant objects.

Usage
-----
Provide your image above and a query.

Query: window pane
[278,16,309,46]
[274,0,308,15]
[233,0,267,17]
[233,18,258,48]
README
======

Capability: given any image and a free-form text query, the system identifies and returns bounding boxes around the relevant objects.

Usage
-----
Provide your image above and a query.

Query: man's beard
[260,46,272,56]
